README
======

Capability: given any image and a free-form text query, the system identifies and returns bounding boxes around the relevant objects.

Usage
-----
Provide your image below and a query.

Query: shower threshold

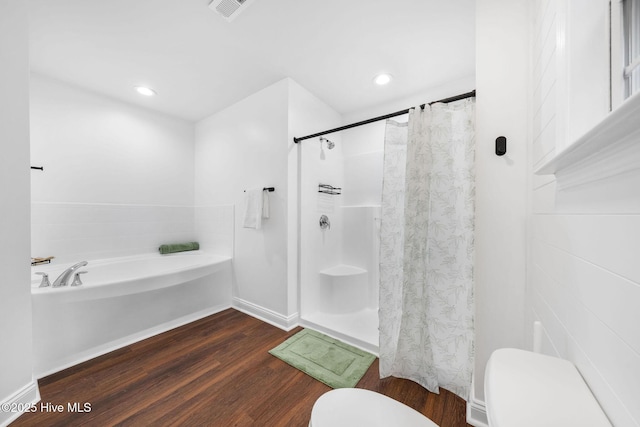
[301,308,379,355]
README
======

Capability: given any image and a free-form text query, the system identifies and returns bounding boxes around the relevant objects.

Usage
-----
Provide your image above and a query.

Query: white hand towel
[262,189,270,219]
[243,189,263,229]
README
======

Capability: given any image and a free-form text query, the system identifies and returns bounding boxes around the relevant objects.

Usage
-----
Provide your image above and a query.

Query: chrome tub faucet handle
[35,272,51,288]
[71,271,88,287]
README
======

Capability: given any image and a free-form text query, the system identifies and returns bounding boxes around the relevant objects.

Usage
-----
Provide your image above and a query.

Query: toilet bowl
[309,388,439,427]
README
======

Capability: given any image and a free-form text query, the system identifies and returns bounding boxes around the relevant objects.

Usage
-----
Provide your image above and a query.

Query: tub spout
[52,261,88,287]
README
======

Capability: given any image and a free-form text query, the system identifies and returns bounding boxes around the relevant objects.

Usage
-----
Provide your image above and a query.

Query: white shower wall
[299,119,385,352]
[340,124,386,313]
[299,132,346,315]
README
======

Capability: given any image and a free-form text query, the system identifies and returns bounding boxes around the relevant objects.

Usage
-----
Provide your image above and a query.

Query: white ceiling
[28,0,475,122]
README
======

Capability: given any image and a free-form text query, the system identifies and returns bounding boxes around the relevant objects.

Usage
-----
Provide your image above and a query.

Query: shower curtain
[378,98,475,400]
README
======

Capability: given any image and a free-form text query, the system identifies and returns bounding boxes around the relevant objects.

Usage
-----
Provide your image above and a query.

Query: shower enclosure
[297,91,475,357]
[299,122,387,353]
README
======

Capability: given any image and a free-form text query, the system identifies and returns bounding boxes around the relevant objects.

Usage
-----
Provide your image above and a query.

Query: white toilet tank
[485,348,612,427]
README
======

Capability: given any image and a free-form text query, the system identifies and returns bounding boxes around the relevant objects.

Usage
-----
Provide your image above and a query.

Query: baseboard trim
[0,380,40,427]
[232,297,299,331]
[466,384,489,427]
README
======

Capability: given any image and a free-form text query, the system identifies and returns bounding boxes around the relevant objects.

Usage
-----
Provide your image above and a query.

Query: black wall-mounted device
[495,136,507,156]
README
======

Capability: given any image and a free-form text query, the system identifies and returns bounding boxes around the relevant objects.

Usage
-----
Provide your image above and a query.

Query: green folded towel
[158,242,200,255]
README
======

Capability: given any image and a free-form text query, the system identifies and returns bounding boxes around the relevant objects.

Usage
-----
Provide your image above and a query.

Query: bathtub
[31,251,232,378]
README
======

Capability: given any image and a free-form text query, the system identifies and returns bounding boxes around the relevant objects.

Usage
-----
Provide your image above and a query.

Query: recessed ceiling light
[135,86,157,96]
[374,73,393,85]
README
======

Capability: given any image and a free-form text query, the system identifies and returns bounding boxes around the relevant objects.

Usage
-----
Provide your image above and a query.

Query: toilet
[309,388,439,427]
[485,348,612,427]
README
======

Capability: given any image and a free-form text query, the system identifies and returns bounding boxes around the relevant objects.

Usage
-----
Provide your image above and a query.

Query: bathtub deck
[12,309,471,427]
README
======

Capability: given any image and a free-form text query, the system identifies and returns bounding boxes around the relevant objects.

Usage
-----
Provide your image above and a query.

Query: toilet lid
[310,388,439,427]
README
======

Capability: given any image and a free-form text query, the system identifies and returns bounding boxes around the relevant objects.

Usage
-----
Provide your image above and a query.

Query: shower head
[319,136,335,150]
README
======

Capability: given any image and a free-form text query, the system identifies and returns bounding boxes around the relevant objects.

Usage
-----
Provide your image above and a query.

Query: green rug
[269,329,376,388]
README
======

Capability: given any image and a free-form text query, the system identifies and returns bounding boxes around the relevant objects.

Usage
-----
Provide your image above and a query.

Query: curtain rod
[293,90,476,143]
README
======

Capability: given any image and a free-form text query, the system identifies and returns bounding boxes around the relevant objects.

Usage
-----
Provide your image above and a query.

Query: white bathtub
[31,251,232,378]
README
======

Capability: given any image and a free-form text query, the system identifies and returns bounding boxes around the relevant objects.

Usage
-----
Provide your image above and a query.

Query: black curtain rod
[293,90,476,143]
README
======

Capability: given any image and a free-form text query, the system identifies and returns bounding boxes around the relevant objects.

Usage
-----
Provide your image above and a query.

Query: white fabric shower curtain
[378,99,475,400]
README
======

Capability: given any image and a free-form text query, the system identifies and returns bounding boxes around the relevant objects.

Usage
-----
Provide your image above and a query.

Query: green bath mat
[269,329,376,388]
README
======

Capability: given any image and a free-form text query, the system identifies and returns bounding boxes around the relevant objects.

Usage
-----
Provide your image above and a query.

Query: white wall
[472,0,529,420]
[194,78,345,328]
[30,75,196,262]
[530,1,639,426]
[0,0,39,424]
[195,79,292,324]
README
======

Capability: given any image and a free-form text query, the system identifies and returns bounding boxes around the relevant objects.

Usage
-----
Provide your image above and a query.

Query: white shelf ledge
[319,264,367,277]
[535,91,640,189]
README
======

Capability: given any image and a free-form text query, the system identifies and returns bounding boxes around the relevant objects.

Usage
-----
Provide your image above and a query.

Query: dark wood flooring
[13,309,471,426]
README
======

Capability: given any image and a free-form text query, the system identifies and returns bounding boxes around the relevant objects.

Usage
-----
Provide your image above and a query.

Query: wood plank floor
[13,309,471,426]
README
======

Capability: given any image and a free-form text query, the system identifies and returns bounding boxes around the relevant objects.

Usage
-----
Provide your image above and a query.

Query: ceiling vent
[209,0,255,22]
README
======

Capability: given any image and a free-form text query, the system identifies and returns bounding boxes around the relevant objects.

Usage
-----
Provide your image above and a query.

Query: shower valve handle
[319,215,331,230]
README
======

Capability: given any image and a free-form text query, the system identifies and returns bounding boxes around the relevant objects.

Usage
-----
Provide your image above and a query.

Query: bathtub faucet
[52,261,88,287]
